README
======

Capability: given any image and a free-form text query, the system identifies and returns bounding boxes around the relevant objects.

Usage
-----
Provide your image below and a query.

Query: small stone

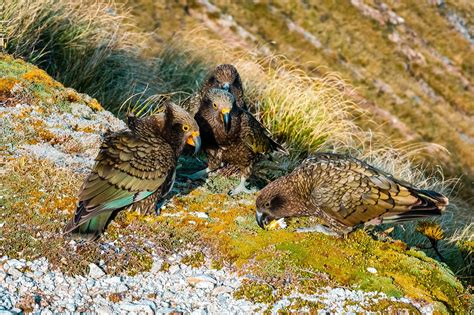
[168,265,180,274]
[119,302,154,314]
[33,270,44,278]
[113,283,129,294]
[88,263,105,279]
[7,267,23,278]
[188,275,217,285]
[150,259,163,273]
[66,303,76,312]
[191,309,207,315]
[40,308,53,315]
[155,308,175,314]
[367,267,377,274]
[95,305,114,314]
[212,286,233,296]
[192,212,209,219]
[137,299,156,311]
[104,276,122,285]
[194,281,214,289]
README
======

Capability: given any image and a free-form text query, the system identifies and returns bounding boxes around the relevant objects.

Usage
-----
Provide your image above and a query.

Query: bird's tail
[382,189,448,224]
[63,202,115,241]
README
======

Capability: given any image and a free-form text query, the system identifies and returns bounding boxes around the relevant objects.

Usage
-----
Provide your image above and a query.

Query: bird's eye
[212,103,218,109]
[265,202,270,208]
[182,125,190,132]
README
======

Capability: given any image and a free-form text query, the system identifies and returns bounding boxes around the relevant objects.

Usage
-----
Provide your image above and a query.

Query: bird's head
[163,102,201,154]
[206,64,243,97]
[256,177,297,230]
[203,88,235,133]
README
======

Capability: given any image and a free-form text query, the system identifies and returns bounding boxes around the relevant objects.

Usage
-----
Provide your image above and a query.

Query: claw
[154,199,171,215]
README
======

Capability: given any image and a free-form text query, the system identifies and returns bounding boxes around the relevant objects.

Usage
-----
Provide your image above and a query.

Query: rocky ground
[0,254,435,314]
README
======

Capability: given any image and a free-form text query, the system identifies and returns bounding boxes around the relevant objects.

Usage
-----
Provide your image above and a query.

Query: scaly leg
[228,175,257,196]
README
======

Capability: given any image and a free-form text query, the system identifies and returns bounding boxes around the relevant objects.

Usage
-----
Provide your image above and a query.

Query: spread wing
[67,130,175,229]
[305,154,447,227]
[240,111,287,155]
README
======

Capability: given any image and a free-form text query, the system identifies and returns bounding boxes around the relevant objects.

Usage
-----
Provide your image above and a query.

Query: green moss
[281,298,325,312]
[233,280,277,304]
[181,252,205,268]
[367,300,421,314]
[160,262,171,272]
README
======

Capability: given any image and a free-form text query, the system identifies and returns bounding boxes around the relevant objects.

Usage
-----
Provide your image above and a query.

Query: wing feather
[71,131,175,230]
[306,153,446,227]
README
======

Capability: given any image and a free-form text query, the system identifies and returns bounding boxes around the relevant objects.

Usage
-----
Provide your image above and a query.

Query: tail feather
[411,189,449,212]
[63,201,115,241]
[382,188,448,224]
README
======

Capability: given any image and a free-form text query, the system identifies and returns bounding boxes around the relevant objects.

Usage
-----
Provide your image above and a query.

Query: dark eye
[265,202,270,208]
[212,103,218,109]
[182,125,190,132]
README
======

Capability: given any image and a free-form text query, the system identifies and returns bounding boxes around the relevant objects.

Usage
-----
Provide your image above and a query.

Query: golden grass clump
[1,0,150,109]
[238,58,361,153]
[417,221,445,242]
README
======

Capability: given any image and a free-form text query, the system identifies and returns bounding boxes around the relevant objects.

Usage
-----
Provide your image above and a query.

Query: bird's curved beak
[220,108,231,133]
[222,82,230,91]
[256,210,268,229]
[186,131,201,154]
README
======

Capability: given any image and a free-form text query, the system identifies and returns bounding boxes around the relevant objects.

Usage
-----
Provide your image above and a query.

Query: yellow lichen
[64,88,81,103]
[181,252,205,268]
[86,98,103,111]
[22,69,63,88]
[233,280,277,304]
[0,77,20,93]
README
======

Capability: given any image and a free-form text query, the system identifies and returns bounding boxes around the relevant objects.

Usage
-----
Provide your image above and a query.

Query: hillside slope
[0,54,471,313]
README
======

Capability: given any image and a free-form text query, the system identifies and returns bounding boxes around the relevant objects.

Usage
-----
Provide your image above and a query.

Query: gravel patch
[0,254,433,314]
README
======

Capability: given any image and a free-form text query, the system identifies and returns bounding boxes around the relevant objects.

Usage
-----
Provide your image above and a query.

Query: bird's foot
[228,177,257,196]
[296,224,340,237]
[154,199,170,215]
[181,168,210,181]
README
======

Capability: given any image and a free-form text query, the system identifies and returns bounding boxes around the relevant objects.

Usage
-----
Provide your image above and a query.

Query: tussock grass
[239,58,362,153]
[1,0,213,111]
[1,0,152,109]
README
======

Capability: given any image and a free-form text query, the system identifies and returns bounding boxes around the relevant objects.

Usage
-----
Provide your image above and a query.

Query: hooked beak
[256,210,268,229]
[220,108,231,133]
[186,131,201,154]
[222,82,230,91]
